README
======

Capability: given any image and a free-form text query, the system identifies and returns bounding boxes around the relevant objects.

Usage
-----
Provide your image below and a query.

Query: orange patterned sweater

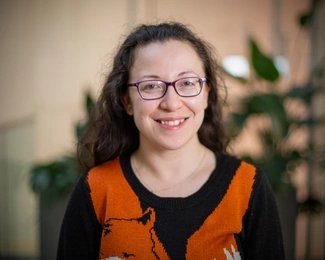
[57,153,284,259]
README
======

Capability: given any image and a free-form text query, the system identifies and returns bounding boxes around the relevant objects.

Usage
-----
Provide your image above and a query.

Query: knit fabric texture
[57,153,285,260]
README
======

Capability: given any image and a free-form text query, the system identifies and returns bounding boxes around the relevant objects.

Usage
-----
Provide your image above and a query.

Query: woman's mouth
[157,118,186,126]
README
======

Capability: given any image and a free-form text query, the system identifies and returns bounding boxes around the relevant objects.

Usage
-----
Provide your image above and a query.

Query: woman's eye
[184,81,194,86]
[181,80,195,86]
[144,83,157,90]
[140,82,164,92]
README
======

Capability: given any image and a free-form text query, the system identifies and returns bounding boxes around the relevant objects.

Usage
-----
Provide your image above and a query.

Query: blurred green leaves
[299,0,323,27]
[226,37,324,194]
[233,93,289,139]
[29,156,79,206]
[75,91,95,141]
[250,39,280,82]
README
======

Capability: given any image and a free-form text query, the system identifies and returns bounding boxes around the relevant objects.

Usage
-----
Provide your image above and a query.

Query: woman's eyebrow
[137,71,197,81]
[137,75,160,81]
[178,70,197,77]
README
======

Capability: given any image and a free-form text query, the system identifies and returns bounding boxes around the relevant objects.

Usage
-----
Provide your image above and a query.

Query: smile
[158,118,186,126]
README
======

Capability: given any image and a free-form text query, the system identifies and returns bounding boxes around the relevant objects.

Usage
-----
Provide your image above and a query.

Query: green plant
[29,91,94,206]
[225,37,325,199]
[227,37,324,189]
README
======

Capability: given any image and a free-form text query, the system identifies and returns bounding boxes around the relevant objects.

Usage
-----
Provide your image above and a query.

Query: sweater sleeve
[57,173,102,260]
[242,169,285,259]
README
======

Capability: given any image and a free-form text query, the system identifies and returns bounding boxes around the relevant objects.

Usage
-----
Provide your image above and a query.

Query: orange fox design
[89,158,254,260]
[99,209,169,259]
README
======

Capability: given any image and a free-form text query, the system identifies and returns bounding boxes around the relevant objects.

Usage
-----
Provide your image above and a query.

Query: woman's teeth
[160,119,185,126]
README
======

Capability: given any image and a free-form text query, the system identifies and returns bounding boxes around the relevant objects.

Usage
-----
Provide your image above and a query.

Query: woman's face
[125,40,209,152]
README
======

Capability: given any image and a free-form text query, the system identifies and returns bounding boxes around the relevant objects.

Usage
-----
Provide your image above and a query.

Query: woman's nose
[159,85,182,111]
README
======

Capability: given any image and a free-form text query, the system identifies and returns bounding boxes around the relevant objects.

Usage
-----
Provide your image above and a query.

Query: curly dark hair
[78,22,229,170]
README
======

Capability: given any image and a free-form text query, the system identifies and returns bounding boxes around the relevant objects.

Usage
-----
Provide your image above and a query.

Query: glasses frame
[128,77,207,100]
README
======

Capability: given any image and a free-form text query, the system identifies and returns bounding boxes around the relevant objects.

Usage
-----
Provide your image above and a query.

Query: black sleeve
[242,169,285,259]
[57,173,102,260]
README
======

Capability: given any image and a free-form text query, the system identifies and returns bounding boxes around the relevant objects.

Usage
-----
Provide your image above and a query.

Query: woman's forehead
[130,40,204,78]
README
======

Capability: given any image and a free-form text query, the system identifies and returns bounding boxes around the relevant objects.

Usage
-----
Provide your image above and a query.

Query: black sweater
[57,152,285,259]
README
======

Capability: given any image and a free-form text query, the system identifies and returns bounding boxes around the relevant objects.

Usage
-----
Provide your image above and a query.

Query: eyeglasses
[128,77,207,100]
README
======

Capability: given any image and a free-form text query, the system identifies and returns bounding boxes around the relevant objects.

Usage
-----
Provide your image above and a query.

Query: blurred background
[0,0,324,259]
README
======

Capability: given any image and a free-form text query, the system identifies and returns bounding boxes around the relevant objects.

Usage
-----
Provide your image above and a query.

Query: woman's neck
[133,142,206,182]
[130,140,216,197]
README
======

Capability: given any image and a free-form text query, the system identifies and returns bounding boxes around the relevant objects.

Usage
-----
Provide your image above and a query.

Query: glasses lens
[135,77,203,100]
[175,77,202,97]
[138,81,166,99]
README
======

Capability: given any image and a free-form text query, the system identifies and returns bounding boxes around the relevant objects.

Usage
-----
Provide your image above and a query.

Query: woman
[57,22,285,259]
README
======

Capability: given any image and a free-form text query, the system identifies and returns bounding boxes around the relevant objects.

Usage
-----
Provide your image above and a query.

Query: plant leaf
[298,0,323,28]
[245,94,289,138]
[75,120,88,141]
[230,113,249,128]
[250,39,280,82]
[284,84,315,103]
[85,91,95,116]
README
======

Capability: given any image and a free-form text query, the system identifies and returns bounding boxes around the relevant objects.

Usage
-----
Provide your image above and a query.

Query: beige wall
[1,0,322,259]
[0,123,37,257]
[0,0,132,161]
[0,0,310,159]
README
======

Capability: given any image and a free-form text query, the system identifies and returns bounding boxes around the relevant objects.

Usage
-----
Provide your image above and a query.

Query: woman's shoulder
[86,157,124,187]
[217,152,258,171]
[219,152,270,190]
[216,152,266,185]
[84,157,126,223]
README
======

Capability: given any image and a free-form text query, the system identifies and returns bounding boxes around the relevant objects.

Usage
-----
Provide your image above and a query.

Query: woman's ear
[121,95,133,115]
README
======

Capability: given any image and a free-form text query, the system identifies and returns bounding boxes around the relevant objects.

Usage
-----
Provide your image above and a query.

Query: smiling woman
[125,40,209,155]
[57,22,285,260]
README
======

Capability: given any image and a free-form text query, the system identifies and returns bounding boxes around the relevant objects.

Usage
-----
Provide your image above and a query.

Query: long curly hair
[78,22,229,170]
